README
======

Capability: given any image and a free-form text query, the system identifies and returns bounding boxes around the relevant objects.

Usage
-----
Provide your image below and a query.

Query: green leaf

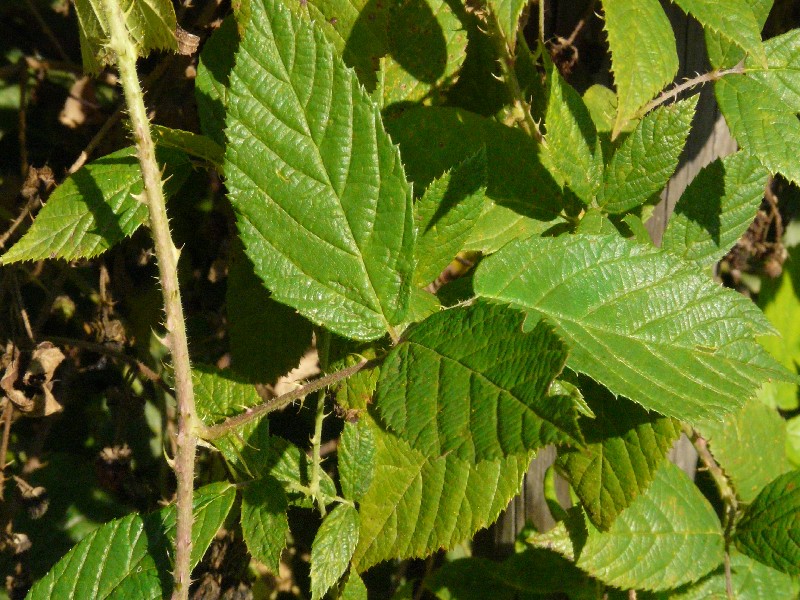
[225,0,415,341]
[757,247,800,411]
[474,234,792,425]
[576,462,724,591]
[413,149,487,287]
[352,424,532,569]
[341,572,368,600]
[662,151,767,266]
[706,0,772,69]
[226,247,313,384]
[597,96,697,214]
[488,0,527,48]
[385,106,564,253]
[716,74,800,186]
[27,483,235,599]
[700,398,791,503]
[602,0,678,137]
[427,548,596,600]
[311,504,360,599]
[673,0,766,67]
[195,15,238,147]
[241,476,289,573]
[376,301,580,461]
[73,0,177,73]
[298,0,389,91]
[670,550,799,600]
[381,0,468,106]
[735,469,800,574]
[262,436,340,507]
[747,29,800,112]
[2,147,190,264]
[151,125,224,171]
[333,348,380,412]
[542,64,603,204]
[338,419,376,503]
[583,84,638,135]
[556,379,681,530]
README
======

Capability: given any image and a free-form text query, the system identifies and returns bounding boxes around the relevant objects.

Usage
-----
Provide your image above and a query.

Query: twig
[566,0,596,45]
[485,12,542,142]
[100,1,198,596]
[684,425,737,600]
[18,58,28,178]
[0,196,39,250]
[22,0,73,64]
[0,399,14,501]
[538,0,546,46]
[67,58,171,174]
[638,66,744,117]
[309,331,331,517]
[9,270,35,343]
[48,335,170,393]
[201,358,382,441]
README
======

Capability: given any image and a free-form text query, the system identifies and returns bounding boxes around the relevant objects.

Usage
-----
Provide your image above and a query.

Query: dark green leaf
[735,469,800,574]
[27,483,235,599]
[376,301,580,461]
[2,147,190,264]
[556,379,680,530]
[241,476,289,573]
[195,15,238,147]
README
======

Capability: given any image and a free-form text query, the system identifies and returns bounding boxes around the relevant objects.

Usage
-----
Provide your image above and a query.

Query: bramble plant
[4,0,800,598]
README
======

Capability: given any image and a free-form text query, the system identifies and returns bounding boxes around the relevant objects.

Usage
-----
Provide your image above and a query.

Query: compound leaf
[376,301,580,461]
[662,151,768,266]
[673,0,766,67]
[27,483,235,599]
[225,0,415,341]
[310,504,360,599]
[352,425,531,570]
[2,147,190,264]
[747,29,800,112]
[241,476,289,573]
[576,462,724,591]
[556,379,681,530]
[735,469,800,575]
[598,96,697,214]
[474,234,793,425]
[602,0,678,137]
[73,0,177,73]
[706,0,772,68]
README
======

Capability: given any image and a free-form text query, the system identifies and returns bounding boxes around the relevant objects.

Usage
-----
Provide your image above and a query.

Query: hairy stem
[684,425,738,600]
[485,12,542,142]
[309,331,331,517]
[200,357,382,441]
[639,66,745,117]
[100,1,198,597]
